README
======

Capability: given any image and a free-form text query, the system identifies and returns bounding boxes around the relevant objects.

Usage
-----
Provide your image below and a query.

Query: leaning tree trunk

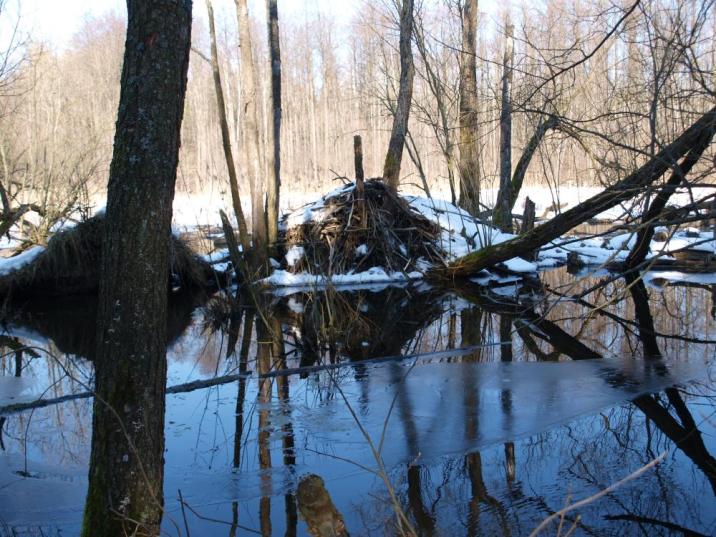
[235,0,267,258]
[383,0,415,191]
[493,17,514,232]
[496,114,559,215]
[457,0,481,216]
[623,134,712,270]
[432,106,716,279]
[82,1,192,536]
[206,0,250,251]
[266,0,282,250]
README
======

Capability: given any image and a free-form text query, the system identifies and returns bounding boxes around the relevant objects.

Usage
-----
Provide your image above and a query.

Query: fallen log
[430,106,716,279]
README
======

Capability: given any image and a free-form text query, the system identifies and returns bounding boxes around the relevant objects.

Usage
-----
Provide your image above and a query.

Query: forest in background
[2,0,714,243]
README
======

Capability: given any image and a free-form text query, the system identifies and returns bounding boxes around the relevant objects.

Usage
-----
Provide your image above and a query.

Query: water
[1,268,715,536]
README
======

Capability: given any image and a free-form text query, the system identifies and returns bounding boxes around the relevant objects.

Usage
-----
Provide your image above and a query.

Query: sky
[2,0,364,50]
[3,0,501,52]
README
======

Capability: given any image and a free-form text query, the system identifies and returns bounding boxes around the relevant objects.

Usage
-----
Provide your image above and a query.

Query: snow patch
[285,246,305,267]
[0,246,44,276]
[262,267,423,288]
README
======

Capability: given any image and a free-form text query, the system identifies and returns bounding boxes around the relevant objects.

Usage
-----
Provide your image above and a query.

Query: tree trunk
[266,0,281,249]
[494,17,514,232]
[521,197,535,234]
[82,1,192,535]
[458,0,481,216]
[433,106,716,279]
[382,0,415,191]
[235,0,267,257]
[354,134,366,227]
[623,135,712,270]
[206,0,250,251]
[495,115,559,215]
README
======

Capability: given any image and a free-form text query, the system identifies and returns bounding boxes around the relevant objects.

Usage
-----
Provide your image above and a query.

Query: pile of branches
[0,214,212,299]
[282,179,444,275]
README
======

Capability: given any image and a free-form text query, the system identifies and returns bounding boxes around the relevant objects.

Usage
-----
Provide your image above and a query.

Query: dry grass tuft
[0,214,211,298]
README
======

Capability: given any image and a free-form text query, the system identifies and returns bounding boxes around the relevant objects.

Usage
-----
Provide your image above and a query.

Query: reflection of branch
[633,393,716,494]
[603,513,708,536]
[529,451,666,537]
[177,494,261,534]
[0,370,251,415]
[546,287,716,345]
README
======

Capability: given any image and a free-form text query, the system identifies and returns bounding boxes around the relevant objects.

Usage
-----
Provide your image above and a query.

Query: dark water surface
[1,268,716,536]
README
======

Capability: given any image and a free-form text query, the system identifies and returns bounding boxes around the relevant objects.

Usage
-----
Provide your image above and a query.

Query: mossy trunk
[82,1,192,535]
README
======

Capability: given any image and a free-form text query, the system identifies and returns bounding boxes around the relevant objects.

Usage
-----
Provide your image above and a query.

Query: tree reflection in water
[0,269,715,535]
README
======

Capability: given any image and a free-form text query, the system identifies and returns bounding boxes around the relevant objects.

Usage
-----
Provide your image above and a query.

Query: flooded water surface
[1,268,716,536]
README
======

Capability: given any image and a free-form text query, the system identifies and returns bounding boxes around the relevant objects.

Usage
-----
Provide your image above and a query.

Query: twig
[529,451,667,536]
[178,489,191,537]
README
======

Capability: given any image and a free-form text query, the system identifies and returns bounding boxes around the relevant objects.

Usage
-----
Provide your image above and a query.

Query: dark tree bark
[354,134,364,185]
[433,106,716,279]
[494,17,514,232]
[623,135,712,270]
[458,0,481,216]
[383,0,414,191]
[266,0,281,249]
[354,134,366,227]
[521,197,536,233]
[82,1,192,536]
[495,115,559,215]
[206,0,250,251]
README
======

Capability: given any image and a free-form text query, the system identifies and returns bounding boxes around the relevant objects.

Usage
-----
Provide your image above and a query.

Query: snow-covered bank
[0,246,44,276]
[263,267,424,287]
[3,183,714,290]
[539,227,716,266]
[171,184,716,232]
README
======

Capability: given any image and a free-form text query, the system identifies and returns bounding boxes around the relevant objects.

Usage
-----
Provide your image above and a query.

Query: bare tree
[206,0,250,251]
[458,0,481,216]
[235,0,267,255]
[383,0,415,191]
[266,0,281,249]
[494,14,514,232]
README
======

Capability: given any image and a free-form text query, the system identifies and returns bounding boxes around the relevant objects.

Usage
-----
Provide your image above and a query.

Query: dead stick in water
[297,474,349,537]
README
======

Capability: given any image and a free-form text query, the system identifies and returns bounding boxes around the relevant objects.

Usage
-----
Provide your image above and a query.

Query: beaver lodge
[267,178,537,287]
